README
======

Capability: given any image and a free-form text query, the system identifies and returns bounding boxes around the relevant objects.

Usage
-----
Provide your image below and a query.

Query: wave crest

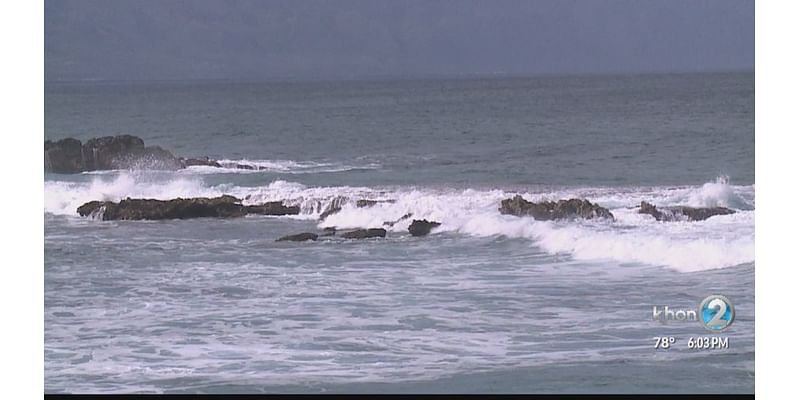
[45,175,755,272]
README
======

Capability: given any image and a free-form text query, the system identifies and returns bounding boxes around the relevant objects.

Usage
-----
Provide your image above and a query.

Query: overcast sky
[44,0,754,82]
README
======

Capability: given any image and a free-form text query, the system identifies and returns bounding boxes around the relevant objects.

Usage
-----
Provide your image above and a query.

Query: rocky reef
[45,135,261,173]
[77,196,299,221]
[45,135,182,173]
[638,201,735,222]
[499,195,614,221]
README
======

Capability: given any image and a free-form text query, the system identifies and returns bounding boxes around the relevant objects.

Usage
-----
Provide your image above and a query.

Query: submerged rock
[77,195,299,220]
[499,195,614,220]
[341,228,387,239]
[276,232,318,242]
[408,219,441,236]
[638,201,735,222]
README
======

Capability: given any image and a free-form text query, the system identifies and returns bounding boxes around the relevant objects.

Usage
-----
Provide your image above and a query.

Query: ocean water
[44,73,755,393]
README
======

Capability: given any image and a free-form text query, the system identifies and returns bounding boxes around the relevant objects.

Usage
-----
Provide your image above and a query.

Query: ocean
[44,72,755,393]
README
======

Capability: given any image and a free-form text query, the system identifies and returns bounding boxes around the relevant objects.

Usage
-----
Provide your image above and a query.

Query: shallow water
[44,73,754,393]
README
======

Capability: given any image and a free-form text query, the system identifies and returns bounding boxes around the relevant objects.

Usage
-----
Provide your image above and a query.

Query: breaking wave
[44,174,754,272]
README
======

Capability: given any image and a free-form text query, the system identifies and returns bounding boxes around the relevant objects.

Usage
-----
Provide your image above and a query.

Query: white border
[756,1,798,399]
[0,1,44,398]
[2,0,788,397]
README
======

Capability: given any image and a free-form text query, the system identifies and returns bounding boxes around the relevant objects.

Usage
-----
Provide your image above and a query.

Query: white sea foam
[75,158,380,175]
[44,174,755,271]
[315,186,754,272]
[190,159,380,174]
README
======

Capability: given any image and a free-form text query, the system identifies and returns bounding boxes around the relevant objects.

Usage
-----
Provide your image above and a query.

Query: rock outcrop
[245,202,302,216]
[77,196,299,221]
[276,232,319,242]
[356,199,396,208]
[341,228,387,239]
[408,219,441,236]
[499,195,614,221]
[44,138,85,173]
[180,157,222,168]
[638,201,735,222]
[318,196,349,220]
[384,213,413,227]
[81,135,182,171]
[317,198,394,220]
[46,135,183,173]
[319,206,342,220]
[46,135,341,174]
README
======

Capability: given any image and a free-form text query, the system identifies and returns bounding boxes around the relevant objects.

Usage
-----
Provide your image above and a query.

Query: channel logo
[652,294,735,331]
[699,294,735,331]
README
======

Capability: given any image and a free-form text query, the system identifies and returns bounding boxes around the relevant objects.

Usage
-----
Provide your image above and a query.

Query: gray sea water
[44,73,755,393]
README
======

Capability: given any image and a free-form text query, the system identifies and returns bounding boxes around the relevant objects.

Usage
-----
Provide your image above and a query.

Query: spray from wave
[44,172,223,216]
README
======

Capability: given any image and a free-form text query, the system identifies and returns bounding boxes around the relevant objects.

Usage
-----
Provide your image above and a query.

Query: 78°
[654,336,676,349]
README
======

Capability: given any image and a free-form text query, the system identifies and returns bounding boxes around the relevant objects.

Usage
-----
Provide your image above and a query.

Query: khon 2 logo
[652,294,735,331]
[699,294,735,331]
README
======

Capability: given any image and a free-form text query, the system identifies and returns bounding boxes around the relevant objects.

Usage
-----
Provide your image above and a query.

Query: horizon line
[44,67,755,85]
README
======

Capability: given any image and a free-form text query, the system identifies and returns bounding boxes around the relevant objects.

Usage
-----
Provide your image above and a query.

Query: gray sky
[45,0,754,82]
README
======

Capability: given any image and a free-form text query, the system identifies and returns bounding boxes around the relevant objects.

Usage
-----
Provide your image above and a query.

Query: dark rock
[45,138,85,173]
[356,199,379,208]
[318,196,349,220]
[76,195,300,220]
[276,232,318,242]
[46,135,183,172]
[76,200,108,218]
[77,195,245,220]
[46,135,184,173]
[341,228,387,239]
[245,202,301,216]
[499,195,614,220]
[319,206,342,220]
[180,157,222,168]
[638,201,735,222]
[217,161,264,170]
[122,145,183,170]
[408,219,442,236]
[44,135,269,174]
[384,212,413,227]
[82,135,141,170]
[356,199,396,208]
[638,201,660,219]
[321,227,337,236]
